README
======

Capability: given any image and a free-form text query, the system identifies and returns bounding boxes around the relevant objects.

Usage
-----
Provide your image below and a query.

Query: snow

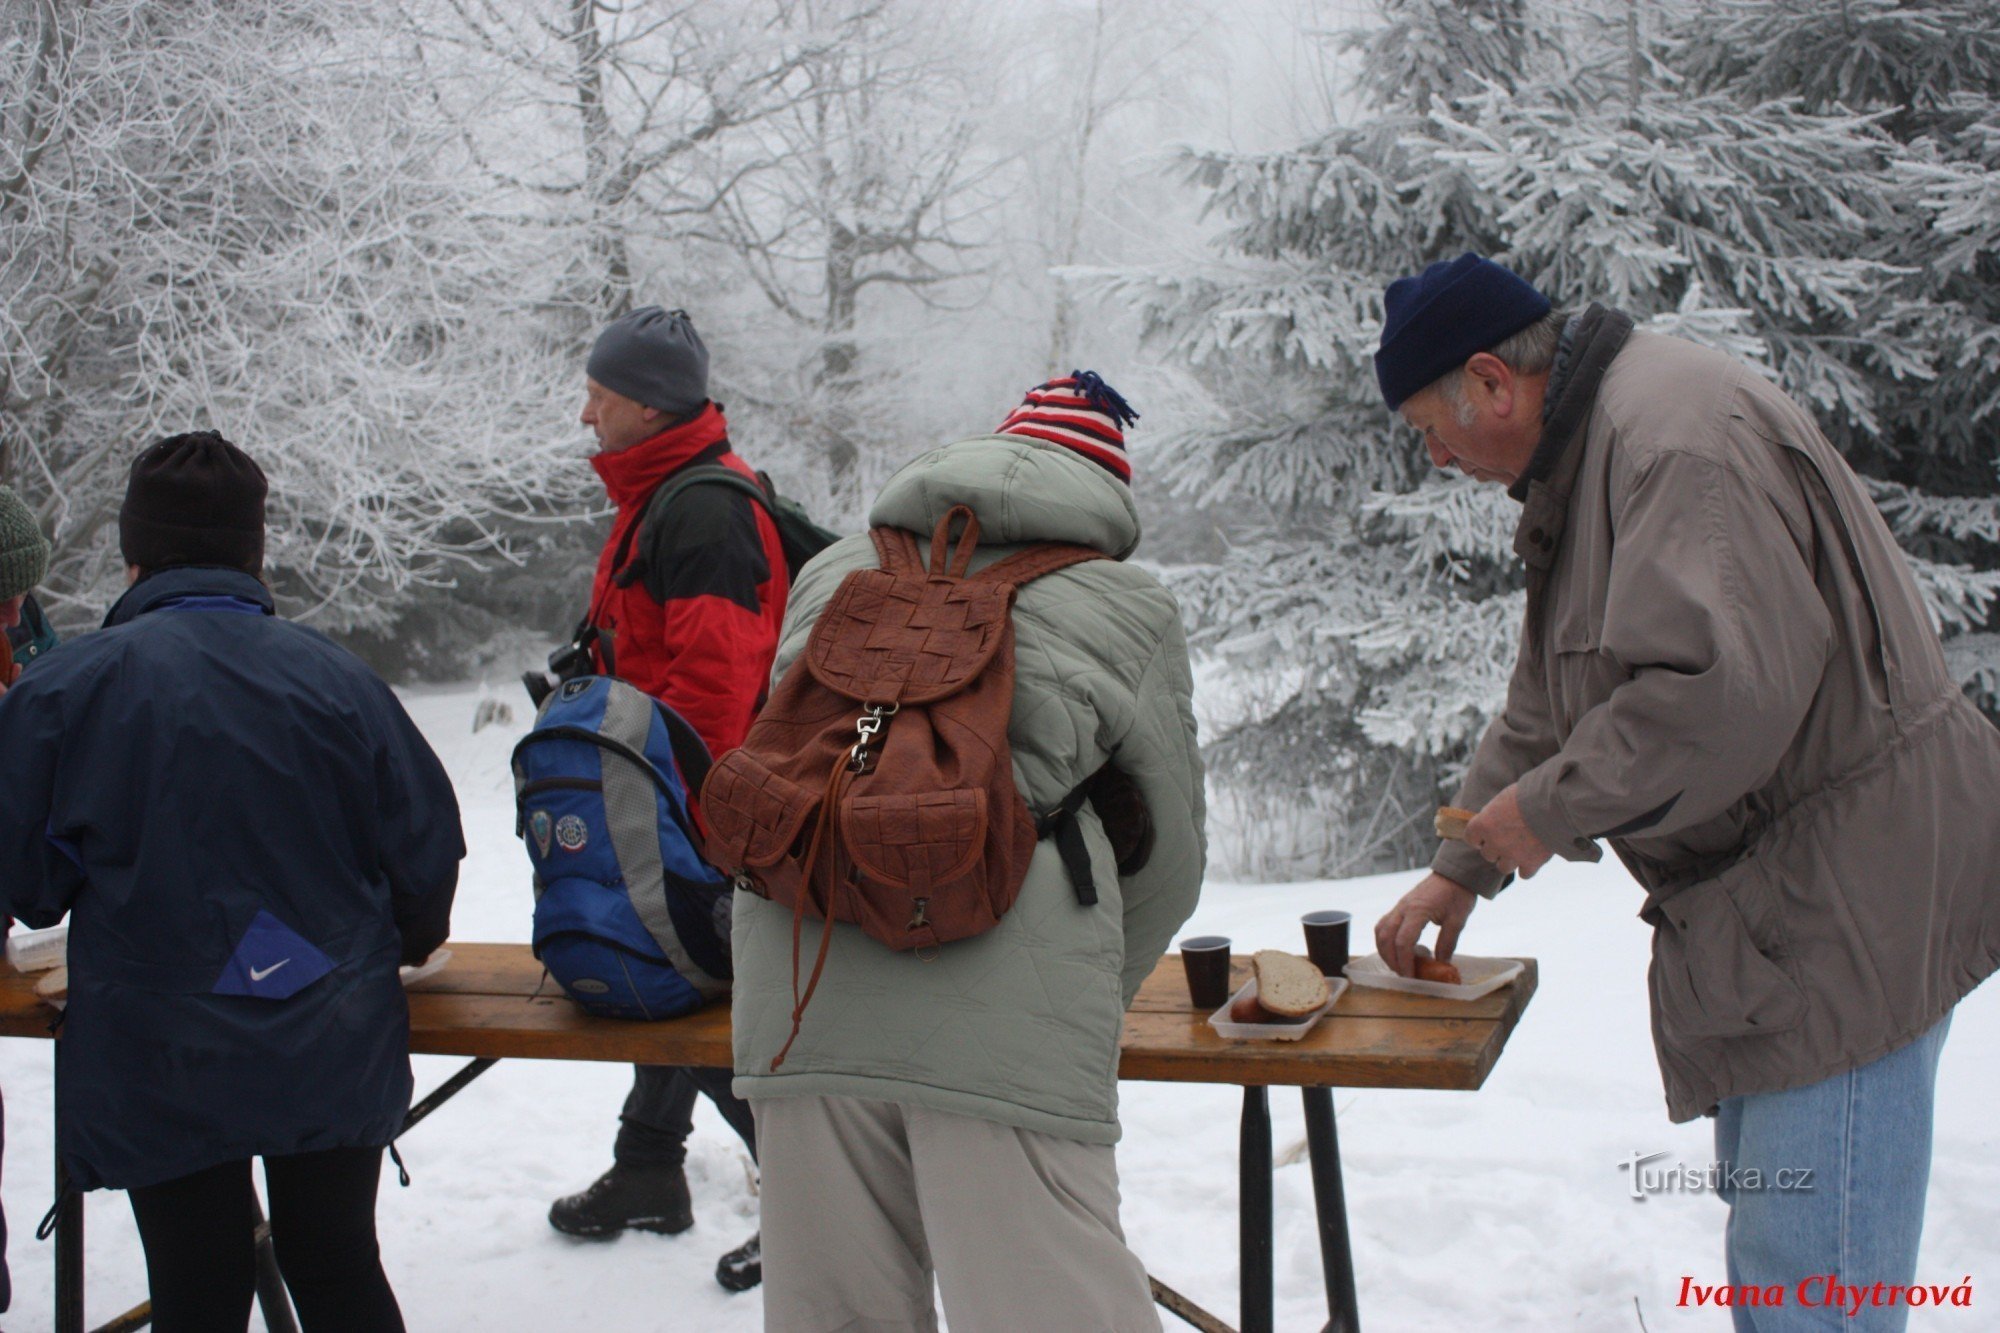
[2,684,1995,1330]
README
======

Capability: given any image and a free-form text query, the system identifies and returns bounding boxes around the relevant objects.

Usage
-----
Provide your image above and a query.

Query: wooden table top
[0,944,1536,1092]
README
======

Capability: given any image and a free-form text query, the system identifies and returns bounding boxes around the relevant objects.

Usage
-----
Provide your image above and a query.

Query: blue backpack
[510,675,732,1019]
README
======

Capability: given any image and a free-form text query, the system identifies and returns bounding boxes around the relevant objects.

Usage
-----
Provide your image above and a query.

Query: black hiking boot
[548,1163,693,1238]
[715,1232,762,1292]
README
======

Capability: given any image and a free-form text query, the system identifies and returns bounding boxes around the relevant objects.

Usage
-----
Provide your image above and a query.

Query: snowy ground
[1,683,1995,1330]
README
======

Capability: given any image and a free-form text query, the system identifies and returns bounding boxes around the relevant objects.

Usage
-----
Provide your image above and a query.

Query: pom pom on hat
[996,370,1138,483]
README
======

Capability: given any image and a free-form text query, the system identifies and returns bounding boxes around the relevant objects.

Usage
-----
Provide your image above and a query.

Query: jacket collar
[105,567,275,628]
[1509,303,1634,576]
[590,402,730,511]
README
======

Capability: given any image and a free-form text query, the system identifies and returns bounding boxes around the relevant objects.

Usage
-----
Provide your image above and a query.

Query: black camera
[547,637,595,680]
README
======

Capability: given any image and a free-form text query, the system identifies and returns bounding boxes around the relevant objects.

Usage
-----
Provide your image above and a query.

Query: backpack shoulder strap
[654,464,776,523]
[966,542,1107,590]
[612,461,775,590]
[867,524,926,578]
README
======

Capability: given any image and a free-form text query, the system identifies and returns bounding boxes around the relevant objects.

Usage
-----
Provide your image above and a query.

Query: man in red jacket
[551,307,787,1292]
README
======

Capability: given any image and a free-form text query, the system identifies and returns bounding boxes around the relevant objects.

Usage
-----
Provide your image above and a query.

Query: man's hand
[1464,784,1552,879]
[1375,873,1477,978]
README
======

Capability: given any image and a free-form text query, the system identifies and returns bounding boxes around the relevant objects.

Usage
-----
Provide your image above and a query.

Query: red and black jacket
[585,404,789,758]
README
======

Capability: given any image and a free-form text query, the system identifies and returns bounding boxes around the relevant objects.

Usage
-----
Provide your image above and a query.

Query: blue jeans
[1713,1014,1952,1332]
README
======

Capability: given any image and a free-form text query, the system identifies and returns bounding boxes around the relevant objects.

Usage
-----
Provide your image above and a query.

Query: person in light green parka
[731,373,1205,1333]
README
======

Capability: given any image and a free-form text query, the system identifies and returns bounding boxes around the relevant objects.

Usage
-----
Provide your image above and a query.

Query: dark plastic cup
[1301,911,1351,977]
[1178,935,1233,1010]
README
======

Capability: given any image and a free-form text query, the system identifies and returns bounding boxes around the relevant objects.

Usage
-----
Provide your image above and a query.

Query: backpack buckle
[848,702,898,773]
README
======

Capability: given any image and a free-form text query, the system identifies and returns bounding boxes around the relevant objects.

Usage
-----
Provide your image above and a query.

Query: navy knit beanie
[1373,254,1553,410]
[587,306,710,418]
[119,432,268,575]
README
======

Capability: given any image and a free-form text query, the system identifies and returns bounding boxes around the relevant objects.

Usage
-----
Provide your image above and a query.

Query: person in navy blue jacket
[0,433,463,1333]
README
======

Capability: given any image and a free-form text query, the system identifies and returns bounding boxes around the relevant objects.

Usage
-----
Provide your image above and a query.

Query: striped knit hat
[996,371,1138,483]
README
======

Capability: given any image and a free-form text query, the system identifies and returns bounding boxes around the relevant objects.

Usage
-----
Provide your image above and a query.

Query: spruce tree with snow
[1089,0,2000,877]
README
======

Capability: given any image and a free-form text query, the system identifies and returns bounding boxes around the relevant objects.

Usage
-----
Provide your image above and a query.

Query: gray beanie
[586,306,710,418]
[0,485,50,601]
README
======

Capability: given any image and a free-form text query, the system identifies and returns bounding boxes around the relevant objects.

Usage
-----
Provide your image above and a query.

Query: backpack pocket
[702,749,821,873]
[839,789,988,890]
[837,789,994,946]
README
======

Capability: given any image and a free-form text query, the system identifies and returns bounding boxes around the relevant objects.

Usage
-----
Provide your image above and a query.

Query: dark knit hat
[587,306,710,418]
[119,432,268,574]
[0,485,50,601]
[996,371,1139,483]
[1373,254,1553,410]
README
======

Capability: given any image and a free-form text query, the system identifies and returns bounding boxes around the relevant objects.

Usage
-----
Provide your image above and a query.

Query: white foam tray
[399,948,453,988]
[7,925,67,973]
[1207,975,1347,1041]
[1344,953,1523,1001]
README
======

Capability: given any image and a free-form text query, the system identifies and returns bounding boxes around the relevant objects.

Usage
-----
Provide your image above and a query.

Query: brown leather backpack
[700,505,1105,1067]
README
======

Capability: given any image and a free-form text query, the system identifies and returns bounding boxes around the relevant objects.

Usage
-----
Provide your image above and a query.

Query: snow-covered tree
[1,0,577,632]
[1090,0,2000,877]
[684,0,1007,502]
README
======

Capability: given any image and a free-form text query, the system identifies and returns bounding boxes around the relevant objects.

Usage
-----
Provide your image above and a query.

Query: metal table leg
[1302,1087,1360,1333]
[400,1057,499,1135]
[1239,1086,1273,1333]
[250,1188,299,1333]
[54,1155,82,1333]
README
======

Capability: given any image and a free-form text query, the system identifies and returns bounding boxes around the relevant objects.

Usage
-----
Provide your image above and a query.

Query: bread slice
[1252,949,1329,1018]
[1434,805,1475,840]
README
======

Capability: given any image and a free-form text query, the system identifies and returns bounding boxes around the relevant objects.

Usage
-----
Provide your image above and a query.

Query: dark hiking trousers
[615,1065,758,1168]
[127,1145,403,1333]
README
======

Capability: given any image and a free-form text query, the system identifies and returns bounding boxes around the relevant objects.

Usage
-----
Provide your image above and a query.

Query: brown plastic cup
[1178,935,1232,1010]
[1301,911,1351,977]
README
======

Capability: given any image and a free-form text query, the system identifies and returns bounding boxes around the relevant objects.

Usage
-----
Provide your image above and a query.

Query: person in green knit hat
[1,484,57,693]
[0,480,52,1313]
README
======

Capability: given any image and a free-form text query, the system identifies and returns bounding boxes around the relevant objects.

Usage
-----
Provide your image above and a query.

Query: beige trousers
[754,1095,1161,1333]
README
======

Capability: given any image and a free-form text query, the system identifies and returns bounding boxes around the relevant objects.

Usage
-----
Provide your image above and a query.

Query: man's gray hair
[1433,309,1569,423]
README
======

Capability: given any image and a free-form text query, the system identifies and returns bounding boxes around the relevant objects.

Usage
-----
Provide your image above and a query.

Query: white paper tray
[1207,975,1346,1041]
[1344,953,1522,1001]
[399,948,452,988]
[7,924,67,973]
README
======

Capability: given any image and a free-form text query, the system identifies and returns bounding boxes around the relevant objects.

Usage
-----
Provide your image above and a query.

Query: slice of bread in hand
[1252,949,1329,1018]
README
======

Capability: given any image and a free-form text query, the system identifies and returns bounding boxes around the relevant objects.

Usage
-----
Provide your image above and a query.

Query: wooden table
[0,944,1536,1333]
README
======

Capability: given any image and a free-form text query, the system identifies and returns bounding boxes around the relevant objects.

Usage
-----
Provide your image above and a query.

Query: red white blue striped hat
[996,370,1138,483]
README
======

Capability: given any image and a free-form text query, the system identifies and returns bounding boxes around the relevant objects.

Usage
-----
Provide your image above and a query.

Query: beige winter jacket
[1436,325,2000,1122]
[730,435,1206,1144]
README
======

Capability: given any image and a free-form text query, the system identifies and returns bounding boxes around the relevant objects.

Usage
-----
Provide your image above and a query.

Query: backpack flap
[803,524,1015,706]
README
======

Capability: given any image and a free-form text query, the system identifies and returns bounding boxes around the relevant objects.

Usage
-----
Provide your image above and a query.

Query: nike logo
[249,959,291,982]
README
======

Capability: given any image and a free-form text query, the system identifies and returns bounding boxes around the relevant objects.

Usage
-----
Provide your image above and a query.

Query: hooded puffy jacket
[729,435,1206,1144]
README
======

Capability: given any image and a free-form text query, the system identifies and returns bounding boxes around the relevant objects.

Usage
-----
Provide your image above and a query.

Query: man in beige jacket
[1371,254,2000,1331]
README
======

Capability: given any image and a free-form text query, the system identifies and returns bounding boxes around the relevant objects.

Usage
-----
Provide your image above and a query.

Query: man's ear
[1464,351,1517,418]
[126,564,145,586]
